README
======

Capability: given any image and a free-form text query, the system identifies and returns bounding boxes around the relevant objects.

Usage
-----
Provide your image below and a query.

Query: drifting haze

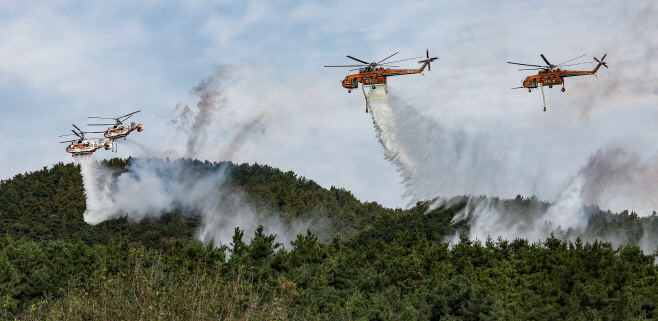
[78,156,308,247]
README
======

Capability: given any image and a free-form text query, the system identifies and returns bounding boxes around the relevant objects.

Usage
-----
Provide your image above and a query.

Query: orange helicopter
[508,54,608,111]
[325,50,438,112]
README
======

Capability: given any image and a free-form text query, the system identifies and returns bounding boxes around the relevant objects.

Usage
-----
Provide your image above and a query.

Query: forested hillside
[2,159,658,320]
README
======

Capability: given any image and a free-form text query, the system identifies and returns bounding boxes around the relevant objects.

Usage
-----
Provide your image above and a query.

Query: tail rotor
[419,49,438,71]
[593,54,608,72]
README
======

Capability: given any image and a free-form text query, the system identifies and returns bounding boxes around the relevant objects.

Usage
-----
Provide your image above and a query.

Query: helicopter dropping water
[325,49,438,112]
[87,110,144,152]
[58,124,112,156]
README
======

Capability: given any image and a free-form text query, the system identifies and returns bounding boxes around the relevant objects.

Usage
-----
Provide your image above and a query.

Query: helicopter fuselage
[341,60,433,90]
[516,60,607,90]
[104,123,144,140]
[66,140,100,156]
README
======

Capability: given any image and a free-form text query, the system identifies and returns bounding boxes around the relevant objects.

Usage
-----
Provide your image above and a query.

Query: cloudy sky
[1,1,656,211]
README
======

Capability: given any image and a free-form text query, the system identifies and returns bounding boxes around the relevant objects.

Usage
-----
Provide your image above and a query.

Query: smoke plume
[167,65,268,162]
[170,66,234,156]
[219,111,267,161]
[576,146,658,217]
[78,157,308,247]
[77,66,298,247]
[571,2,658,119]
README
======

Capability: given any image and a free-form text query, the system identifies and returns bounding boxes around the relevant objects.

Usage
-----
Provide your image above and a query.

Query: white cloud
[1,0,657,215]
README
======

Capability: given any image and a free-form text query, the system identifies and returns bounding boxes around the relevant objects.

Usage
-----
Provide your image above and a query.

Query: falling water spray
[367,88,597,244]
[76,154,118,225]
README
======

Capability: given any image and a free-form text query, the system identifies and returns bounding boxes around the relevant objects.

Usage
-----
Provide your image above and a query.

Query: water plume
[367,87,658,251]
[76,154,118,225]
[368,87,507,206]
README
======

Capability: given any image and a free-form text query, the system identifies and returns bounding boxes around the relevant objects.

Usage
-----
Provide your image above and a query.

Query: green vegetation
[1,159,658,320]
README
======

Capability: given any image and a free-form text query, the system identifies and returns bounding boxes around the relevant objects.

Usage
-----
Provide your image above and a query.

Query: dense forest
[1,159,658,320]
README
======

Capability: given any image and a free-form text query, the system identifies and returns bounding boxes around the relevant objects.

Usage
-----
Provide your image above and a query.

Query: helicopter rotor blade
[384,56,423,64]
[557,54,586,66]
[508,62,545,68]
[118,110,140,119]
[558,61,594,67]
[346,55,370,65]
[378,52,399,64]
[72,124,83,133]
[88,117,117,119]
[540,54,552,66]
[596,54,608,68]
[324,65,368,67]
[71,130,82,138]
[518,68,545,71]
[87,124,115,126]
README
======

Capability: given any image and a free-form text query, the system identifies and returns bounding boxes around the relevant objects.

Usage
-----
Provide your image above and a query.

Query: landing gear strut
[540,82,547,112]
[362,85,370,113]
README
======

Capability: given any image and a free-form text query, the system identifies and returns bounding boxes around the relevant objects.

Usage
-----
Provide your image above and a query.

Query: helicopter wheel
[561,87,565,92]
[372,85,376,89]
[528,89,531,93]
[549,84,553,88]
[348,90,351,93]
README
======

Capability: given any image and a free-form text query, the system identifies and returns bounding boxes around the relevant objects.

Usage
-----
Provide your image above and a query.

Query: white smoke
[77,157,309,248]
[76,65,309,248]
[577,147,658,216]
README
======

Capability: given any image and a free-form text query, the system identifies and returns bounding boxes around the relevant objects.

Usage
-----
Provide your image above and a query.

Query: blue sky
[1,1,656,211]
